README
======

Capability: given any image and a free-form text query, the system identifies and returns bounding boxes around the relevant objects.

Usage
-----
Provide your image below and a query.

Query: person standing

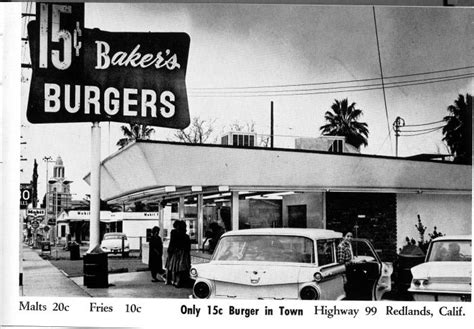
[165,220,179,285]
[167,220,191,287]
[337,231,354,298]
[337,231,354,265]
[149,226,165,282]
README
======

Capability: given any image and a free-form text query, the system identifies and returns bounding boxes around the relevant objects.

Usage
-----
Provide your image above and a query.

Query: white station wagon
[409,235,472,302]
[190,228,392,300]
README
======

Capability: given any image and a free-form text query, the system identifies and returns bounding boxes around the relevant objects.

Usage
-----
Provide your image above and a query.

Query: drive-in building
[85,139,471,262]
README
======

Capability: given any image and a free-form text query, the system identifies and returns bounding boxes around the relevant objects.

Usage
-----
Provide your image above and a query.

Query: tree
[229,120,256,132]
[228,120,270,147]
[442,93,472,164]
[116,123,155,149]
[30,159,38,207]
[172,116,216,144]
[319,98,369,149]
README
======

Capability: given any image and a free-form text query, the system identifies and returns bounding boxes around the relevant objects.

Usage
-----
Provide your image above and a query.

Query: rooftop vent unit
[221,131,257,147]
[295,136,359,154]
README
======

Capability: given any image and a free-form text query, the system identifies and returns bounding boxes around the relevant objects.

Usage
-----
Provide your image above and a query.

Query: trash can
[83,252,108,288]
[41,241,51,254]
[69,242,80,260]
[396,245,425,294]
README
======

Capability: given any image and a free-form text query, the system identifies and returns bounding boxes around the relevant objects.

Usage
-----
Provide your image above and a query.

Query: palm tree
[116,123,155,149]
[442,93,472,164]
[319,98,369,149]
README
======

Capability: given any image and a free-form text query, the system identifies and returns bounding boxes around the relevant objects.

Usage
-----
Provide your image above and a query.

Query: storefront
[56,210,169,249]
[86,140,471,261]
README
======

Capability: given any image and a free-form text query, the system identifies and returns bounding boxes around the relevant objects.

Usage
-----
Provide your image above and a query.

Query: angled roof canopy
[84,141,471,204]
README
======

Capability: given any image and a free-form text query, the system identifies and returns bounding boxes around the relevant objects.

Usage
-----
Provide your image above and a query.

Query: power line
[404,119,445,127]
[189,73,474,98]
[372,6,391,153]
[400,125,445,133]
[189,65,474,91]
[400,126,444,137]
[190,73,473,96]
[374,132,392,156]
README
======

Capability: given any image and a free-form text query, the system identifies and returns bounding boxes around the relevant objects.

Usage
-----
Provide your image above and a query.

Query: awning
[84,140,471,203]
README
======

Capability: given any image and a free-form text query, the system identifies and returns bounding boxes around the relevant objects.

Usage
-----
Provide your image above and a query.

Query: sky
[19,3,473,201]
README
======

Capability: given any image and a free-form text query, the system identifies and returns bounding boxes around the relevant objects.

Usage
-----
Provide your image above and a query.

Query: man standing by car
[149,226,165,282]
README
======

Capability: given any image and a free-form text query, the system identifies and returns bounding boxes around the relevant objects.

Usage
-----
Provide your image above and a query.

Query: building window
[288,205,307,228]
[233,135,238,145]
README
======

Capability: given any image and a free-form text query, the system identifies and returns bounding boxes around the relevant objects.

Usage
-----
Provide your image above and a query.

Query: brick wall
[326,192,397,262]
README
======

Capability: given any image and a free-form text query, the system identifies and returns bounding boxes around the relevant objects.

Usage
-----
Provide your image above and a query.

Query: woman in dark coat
[166,220,191,287]
[149,226,165,282]
[165,220,179,285]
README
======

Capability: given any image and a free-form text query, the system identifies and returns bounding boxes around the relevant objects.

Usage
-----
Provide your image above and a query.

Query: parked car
[100,232,130,257]
[409,235,471,302]
[190,228,392,300]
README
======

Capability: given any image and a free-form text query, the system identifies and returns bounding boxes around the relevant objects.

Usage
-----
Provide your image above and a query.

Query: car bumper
[102,248,130,254]
[409,290,471,302]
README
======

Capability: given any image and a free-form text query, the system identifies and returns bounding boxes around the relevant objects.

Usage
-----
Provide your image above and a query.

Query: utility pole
[43,156,53,244]
[392,116,405,157]
[270,101,274,148]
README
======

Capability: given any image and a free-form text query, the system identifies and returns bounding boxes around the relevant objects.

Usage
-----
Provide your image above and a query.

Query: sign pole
[19,211,24,289]
[88,122,101,253]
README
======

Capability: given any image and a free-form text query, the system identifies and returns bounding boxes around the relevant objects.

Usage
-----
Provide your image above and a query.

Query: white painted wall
[396,194,471,251]
[122,209,170,250]
[123,219,159,250]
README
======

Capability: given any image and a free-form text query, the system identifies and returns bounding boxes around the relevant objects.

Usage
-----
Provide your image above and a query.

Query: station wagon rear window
[212,235,314,263]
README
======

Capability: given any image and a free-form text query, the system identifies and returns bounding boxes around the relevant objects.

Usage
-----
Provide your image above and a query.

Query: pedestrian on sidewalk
[149,226,165,282]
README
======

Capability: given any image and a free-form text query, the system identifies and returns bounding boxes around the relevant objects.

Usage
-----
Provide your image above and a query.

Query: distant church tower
[47,156,73,224]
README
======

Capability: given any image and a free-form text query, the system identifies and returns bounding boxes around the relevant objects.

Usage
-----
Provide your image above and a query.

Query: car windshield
[104,234,126,240]
[212,235,314,263]
[427,240,472,262]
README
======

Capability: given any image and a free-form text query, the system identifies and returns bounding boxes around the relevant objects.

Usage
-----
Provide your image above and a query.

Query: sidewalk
[21,245,193,298]
[21,245,90,297]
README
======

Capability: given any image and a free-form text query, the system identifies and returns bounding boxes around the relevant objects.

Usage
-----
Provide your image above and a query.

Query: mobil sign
[27,2,190,129]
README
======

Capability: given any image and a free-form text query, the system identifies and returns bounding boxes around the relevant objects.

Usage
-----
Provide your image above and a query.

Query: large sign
[20,184,33,209]
[27,2,190,129]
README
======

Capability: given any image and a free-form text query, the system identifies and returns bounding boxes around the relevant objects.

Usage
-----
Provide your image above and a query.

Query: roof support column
[179,196,185,221]
[197,194,203,250]
[322,192,327,229]
[88,122,101,253]
[231,191,239,231]
[158,201,164,241]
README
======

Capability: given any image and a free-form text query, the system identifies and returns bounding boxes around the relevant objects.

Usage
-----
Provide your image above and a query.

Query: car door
[315,239,346,300]
[346,238,392,300]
